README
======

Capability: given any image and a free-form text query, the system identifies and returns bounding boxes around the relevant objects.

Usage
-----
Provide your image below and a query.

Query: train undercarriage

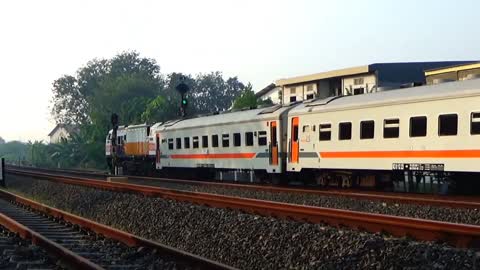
[107,155,479,195]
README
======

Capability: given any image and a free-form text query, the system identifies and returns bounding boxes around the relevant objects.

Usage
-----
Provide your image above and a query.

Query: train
[106,79,480,194]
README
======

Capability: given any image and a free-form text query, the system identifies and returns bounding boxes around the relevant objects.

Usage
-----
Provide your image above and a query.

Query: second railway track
[10,165,480,209]
[6,168,480,248]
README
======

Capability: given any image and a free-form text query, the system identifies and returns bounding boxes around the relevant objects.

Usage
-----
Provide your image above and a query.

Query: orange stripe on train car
[170,153,256,159]
[319,150,480,158]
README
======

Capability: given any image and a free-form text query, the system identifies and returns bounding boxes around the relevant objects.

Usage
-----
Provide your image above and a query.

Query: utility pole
[0,158,4,187]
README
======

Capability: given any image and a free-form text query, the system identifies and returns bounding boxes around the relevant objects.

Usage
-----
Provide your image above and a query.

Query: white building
[48,124,78,143]
[259,61,476,105]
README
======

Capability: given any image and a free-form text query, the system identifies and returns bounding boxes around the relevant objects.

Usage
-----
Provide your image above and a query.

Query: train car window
[439,114,458,136]
[319,124,331,141]
[292,126,299,142]
[184,137,190,149]
[202,135,208,148]
[176,138,182,149]
[168,138,174,150]
[222,134,230,147]
[384,119,400,138]
[302,125,310,132]
[410,116,427,137]
[245,132,254,146]
[338,122,352,140]
[192,136,199,148]
[471,112,480,135]
[258,131,267,146]
[360,120,375,139]
[212,135,219,147]
[233,133,241,147]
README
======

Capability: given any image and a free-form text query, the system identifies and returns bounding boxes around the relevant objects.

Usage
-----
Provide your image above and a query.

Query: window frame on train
[233,133,241,147]
[438,114,458,136]
[192,136,199,148]
[222,134,230,147]
[202,135,208,148]
[319,123,332,141]
[409,116,427,137]
[176,138,182,149]
[338,122,352,140]
[383,118,400,138]
[212,135,219,147]
[470,112,480,135]
[245,132,254,146]
[258,131,267,146]
[360,120,375,140]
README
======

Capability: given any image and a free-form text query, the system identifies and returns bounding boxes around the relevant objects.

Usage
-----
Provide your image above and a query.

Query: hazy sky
[0,0,479,142]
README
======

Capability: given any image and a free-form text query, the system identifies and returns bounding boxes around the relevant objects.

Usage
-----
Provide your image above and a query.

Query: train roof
[290,79,480,115]
[156,104,294,131]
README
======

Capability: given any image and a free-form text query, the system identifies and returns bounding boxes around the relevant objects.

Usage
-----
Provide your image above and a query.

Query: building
[254,83,281,104]
[425,62,480,85]
[48,124,78,143]
[273,61,477,104]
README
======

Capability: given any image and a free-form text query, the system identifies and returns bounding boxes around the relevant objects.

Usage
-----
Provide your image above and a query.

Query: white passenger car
[286,79,480,190]
[150,105,295,181]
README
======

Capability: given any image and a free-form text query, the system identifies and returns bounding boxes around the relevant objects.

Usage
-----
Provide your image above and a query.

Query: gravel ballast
[5,175,480,269]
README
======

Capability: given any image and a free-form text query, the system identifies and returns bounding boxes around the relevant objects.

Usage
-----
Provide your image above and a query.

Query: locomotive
[107,79,480,193]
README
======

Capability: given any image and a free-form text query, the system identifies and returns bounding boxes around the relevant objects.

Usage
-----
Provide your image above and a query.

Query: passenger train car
[106,79,480,193]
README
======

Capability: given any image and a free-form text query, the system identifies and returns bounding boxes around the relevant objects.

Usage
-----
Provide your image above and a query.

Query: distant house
[48,124,78,143]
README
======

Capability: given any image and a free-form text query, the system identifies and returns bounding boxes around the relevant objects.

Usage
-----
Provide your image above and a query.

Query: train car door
[290,117,299,163]
[269,121,278,165]
[156,133,161,165]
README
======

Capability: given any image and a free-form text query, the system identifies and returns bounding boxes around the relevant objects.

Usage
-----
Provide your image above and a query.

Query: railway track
[0,188,235,270]
[6,168,480,248]
[8,165,480,209]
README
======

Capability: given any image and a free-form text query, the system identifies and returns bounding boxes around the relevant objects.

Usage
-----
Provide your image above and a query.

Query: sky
[0,0,479,142]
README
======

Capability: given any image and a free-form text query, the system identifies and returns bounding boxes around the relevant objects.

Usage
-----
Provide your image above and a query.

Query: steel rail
[0,210,104,270]
[9,165,480,209]
[0,187,237,270]
[7,168,480,248]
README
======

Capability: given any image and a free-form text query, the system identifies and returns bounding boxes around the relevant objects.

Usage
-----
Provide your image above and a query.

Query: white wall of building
[341,74,377,95]
[50,127,70,143]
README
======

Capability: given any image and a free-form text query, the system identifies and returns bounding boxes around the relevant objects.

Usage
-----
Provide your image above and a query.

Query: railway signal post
[176,77,190,118]
[110,113,121,176]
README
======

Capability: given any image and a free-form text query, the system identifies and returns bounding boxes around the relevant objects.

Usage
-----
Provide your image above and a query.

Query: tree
[0,137,5,144]
[50,50,250,169]
[192,73,247,114]
[232,84,273,110]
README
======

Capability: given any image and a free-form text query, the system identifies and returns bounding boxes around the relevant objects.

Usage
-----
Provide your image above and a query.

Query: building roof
[289,78,480,115]
[255,83,276,98]
[48,124,79,137]
[276,61,478,86]
[276,65,369,86]
[425,62,480,76]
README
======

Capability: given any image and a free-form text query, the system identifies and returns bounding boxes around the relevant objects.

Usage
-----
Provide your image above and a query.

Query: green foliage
[0,141,28,164]
[232,84,273,110]
[49,50,249,169]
